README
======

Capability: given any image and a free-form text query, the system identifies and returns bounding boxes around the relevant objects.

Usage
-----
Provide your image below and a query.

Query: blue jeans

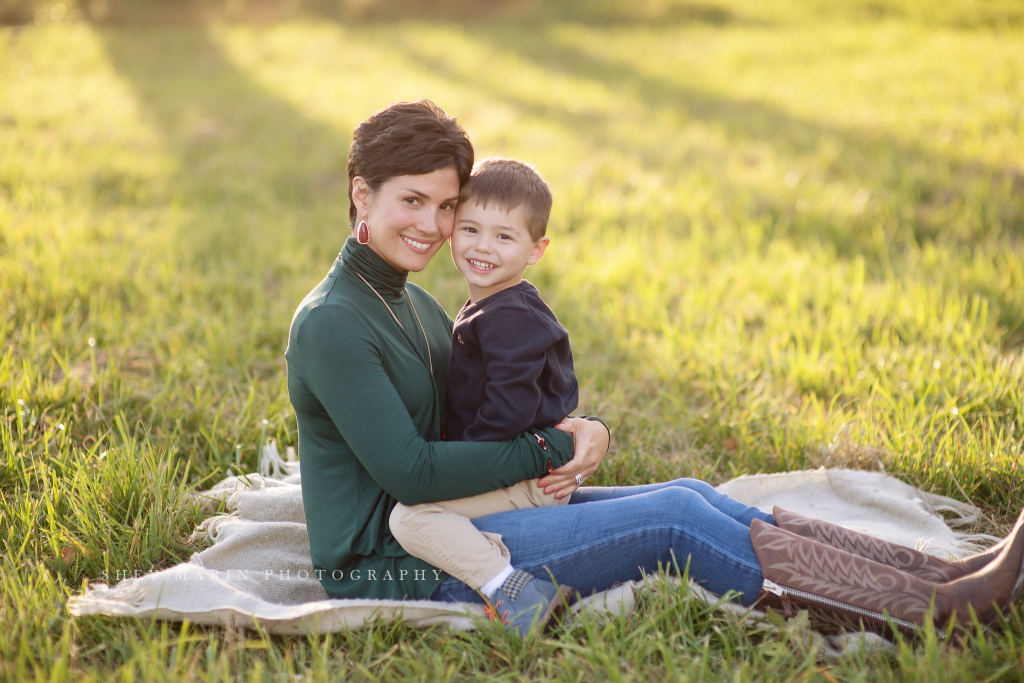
[431,478,774,607]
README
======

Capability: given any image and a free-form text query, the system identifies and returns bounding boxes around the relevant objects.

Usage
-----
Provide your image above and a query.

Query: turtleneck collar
[337,237,409,302]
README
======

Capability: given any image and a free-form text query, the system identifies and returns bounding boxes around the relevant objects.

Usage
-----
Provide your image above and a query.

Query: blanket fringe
[189,513,239,543]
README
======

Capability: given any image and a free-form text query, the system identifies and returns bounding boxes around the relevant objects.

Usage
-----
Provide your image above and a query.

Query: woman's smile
[400,235,435,253]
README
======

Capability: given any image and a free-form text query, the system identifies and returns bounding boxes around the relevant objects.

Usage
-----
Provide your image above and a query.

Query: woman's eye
[404,197,420,206]
[440,203,454,211]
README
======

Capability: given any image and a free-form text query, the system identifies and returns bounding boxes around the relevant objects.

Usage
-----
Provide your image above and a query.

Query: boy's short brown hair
[459,158,552,242]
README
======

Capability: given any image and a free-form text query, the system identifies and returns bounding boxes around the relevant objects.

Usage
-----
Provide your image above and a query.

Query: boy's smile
[450,200,549,303]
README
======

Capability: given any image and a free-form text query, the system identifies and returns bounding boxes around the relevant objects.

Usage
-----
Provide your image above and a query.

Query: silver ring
[574,474,584,486]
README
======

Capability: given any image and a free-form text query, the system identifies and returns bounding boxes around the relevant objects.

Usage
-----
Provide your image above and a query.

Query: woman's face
[352,166,461,273]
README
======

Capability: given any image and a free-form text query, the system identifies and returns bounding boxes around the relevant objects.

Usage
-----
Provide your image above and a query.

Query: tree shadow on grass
[95,27,352,267]
[473,25,1024,342]
[94,22,1023,352]
[385,23,1022,252]
[354,22,1021,347]
[91,27,360,464]
[95,21,1024,261]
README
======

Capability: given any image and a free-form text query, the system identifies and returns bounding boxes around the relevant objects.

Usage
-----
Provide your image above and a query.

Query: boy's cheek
[449,233,470,254]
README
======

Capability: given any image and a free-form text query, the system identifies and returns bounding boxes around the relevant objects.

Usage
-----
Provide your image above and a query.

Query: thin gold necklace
[354,270,433,372]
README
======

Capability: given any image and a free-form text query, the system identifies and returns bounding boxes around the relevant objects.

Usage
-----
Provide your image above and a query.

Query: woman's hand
[538,417,610,499]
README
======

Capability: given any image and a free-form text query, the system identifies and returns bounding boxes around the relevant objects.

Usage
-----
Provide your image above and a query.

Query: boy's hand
[538,417,610,499]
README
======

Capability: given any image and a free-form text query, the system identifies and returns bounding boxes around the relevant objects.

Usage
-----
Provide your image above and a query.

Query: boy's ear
[527,236,551,265]
[351,176,372,219]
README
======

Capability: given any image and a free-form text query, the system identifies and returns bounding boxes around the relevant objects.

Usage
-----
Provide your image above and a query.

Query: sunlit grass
[1,2,1023,679]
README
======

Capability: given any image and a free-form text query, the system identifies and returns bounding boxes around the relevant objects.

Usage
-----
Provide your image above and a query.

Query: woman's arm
[295,305,576,506]
[539,417,611,498]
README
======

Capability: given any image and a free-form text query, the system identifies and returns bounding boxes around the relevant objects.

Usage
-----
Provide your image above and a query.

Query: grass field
[2,1,1024,679]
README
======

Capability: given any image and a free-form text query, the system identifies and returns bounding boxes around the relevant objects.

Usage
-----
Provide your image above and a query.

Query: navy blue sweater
[444,281,579,442]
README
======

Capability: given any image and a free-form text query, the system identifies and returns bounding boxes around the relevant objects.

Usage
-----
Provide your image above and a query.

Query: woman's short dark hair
[347,100,474,227]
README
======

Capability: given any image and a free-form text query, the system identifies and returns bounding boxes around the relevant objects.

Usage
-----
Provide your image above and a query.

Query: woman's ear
[351,176,372,220]
[527,236,551,265]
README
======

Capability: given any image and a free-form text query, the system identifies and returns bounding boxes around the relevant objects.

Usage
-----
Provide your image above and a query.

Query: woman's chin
[369,242,437,273]
[397,252,438,273]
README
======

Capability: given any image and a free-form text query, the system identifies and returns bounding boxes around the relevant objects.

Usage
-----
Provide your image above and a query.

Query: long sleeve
[446,282,579,443]
[463,307,564,442]
[294,304,574,506]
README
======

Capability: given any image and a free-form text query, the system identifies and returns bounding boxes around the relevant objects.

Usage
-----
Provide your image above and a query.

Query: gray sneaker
[482,569,574,638]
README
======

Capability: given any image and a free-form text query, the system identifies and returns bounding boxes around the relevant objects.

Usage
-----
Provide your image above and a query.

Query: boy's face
[450,200,549,302]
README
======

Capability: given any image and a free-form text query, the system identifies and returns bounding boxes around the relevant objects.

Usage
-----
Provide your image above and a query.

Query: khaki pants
[389,479,570,590]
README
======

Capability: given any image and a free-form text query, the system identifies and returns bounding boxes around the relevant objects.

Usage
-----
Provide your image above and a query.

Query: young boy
[389,158,579,636]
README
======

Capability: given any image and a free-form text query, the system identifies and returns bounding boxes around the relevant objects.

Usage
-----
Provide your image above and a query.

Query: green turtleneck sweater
[286,238,579,600]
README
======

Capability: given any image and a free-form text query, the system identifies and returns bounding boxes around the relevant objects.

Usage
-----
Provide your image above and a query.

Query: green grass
[2,1,1024,679]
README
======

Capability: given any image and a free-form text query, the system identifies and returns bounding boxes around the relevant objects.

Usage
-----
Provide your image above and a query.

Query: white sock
[479,564,515,599]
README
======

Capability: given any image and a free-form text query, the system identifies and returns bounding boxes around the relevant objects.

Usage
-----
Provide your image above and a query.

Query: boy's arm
[462,306,567,442]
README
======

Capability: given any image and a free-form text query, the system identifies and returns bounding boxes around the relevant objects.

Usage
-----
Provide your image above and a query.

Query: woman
[286,99,1024,640]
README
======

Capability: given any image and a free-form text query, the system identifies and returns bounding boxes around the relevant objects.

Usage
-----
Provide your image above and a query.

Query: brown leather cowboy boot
[772,506,1006,582]
[750,514,1024,640]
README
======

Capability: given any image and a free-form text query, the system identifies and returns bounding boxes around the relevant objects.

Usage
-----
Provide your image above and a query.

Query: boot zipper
[761,579,947,640]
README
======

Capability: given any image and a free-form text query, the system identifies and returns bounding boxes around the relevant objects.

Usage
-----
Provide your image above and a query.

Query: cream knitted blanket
[67,456,996,655]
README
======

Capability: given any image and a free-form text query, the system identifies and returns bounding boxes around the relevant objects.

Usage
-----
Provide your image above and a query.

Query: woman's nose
[411,210,443,237]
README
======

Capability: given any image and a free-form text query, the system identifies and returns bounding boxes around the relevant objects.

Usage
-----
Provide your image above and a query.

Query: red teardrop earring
[357,220,370,245]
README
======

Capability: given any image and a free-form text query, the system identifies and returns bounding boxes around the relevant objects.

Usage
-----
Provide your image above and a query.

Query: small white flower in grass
[951,407,958,415]
[58,423,65,430]
[99,451,107,460]
[933,360,941,369]
[88,337,95,347]
[196,359,204,367]
[857,371,866,379]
